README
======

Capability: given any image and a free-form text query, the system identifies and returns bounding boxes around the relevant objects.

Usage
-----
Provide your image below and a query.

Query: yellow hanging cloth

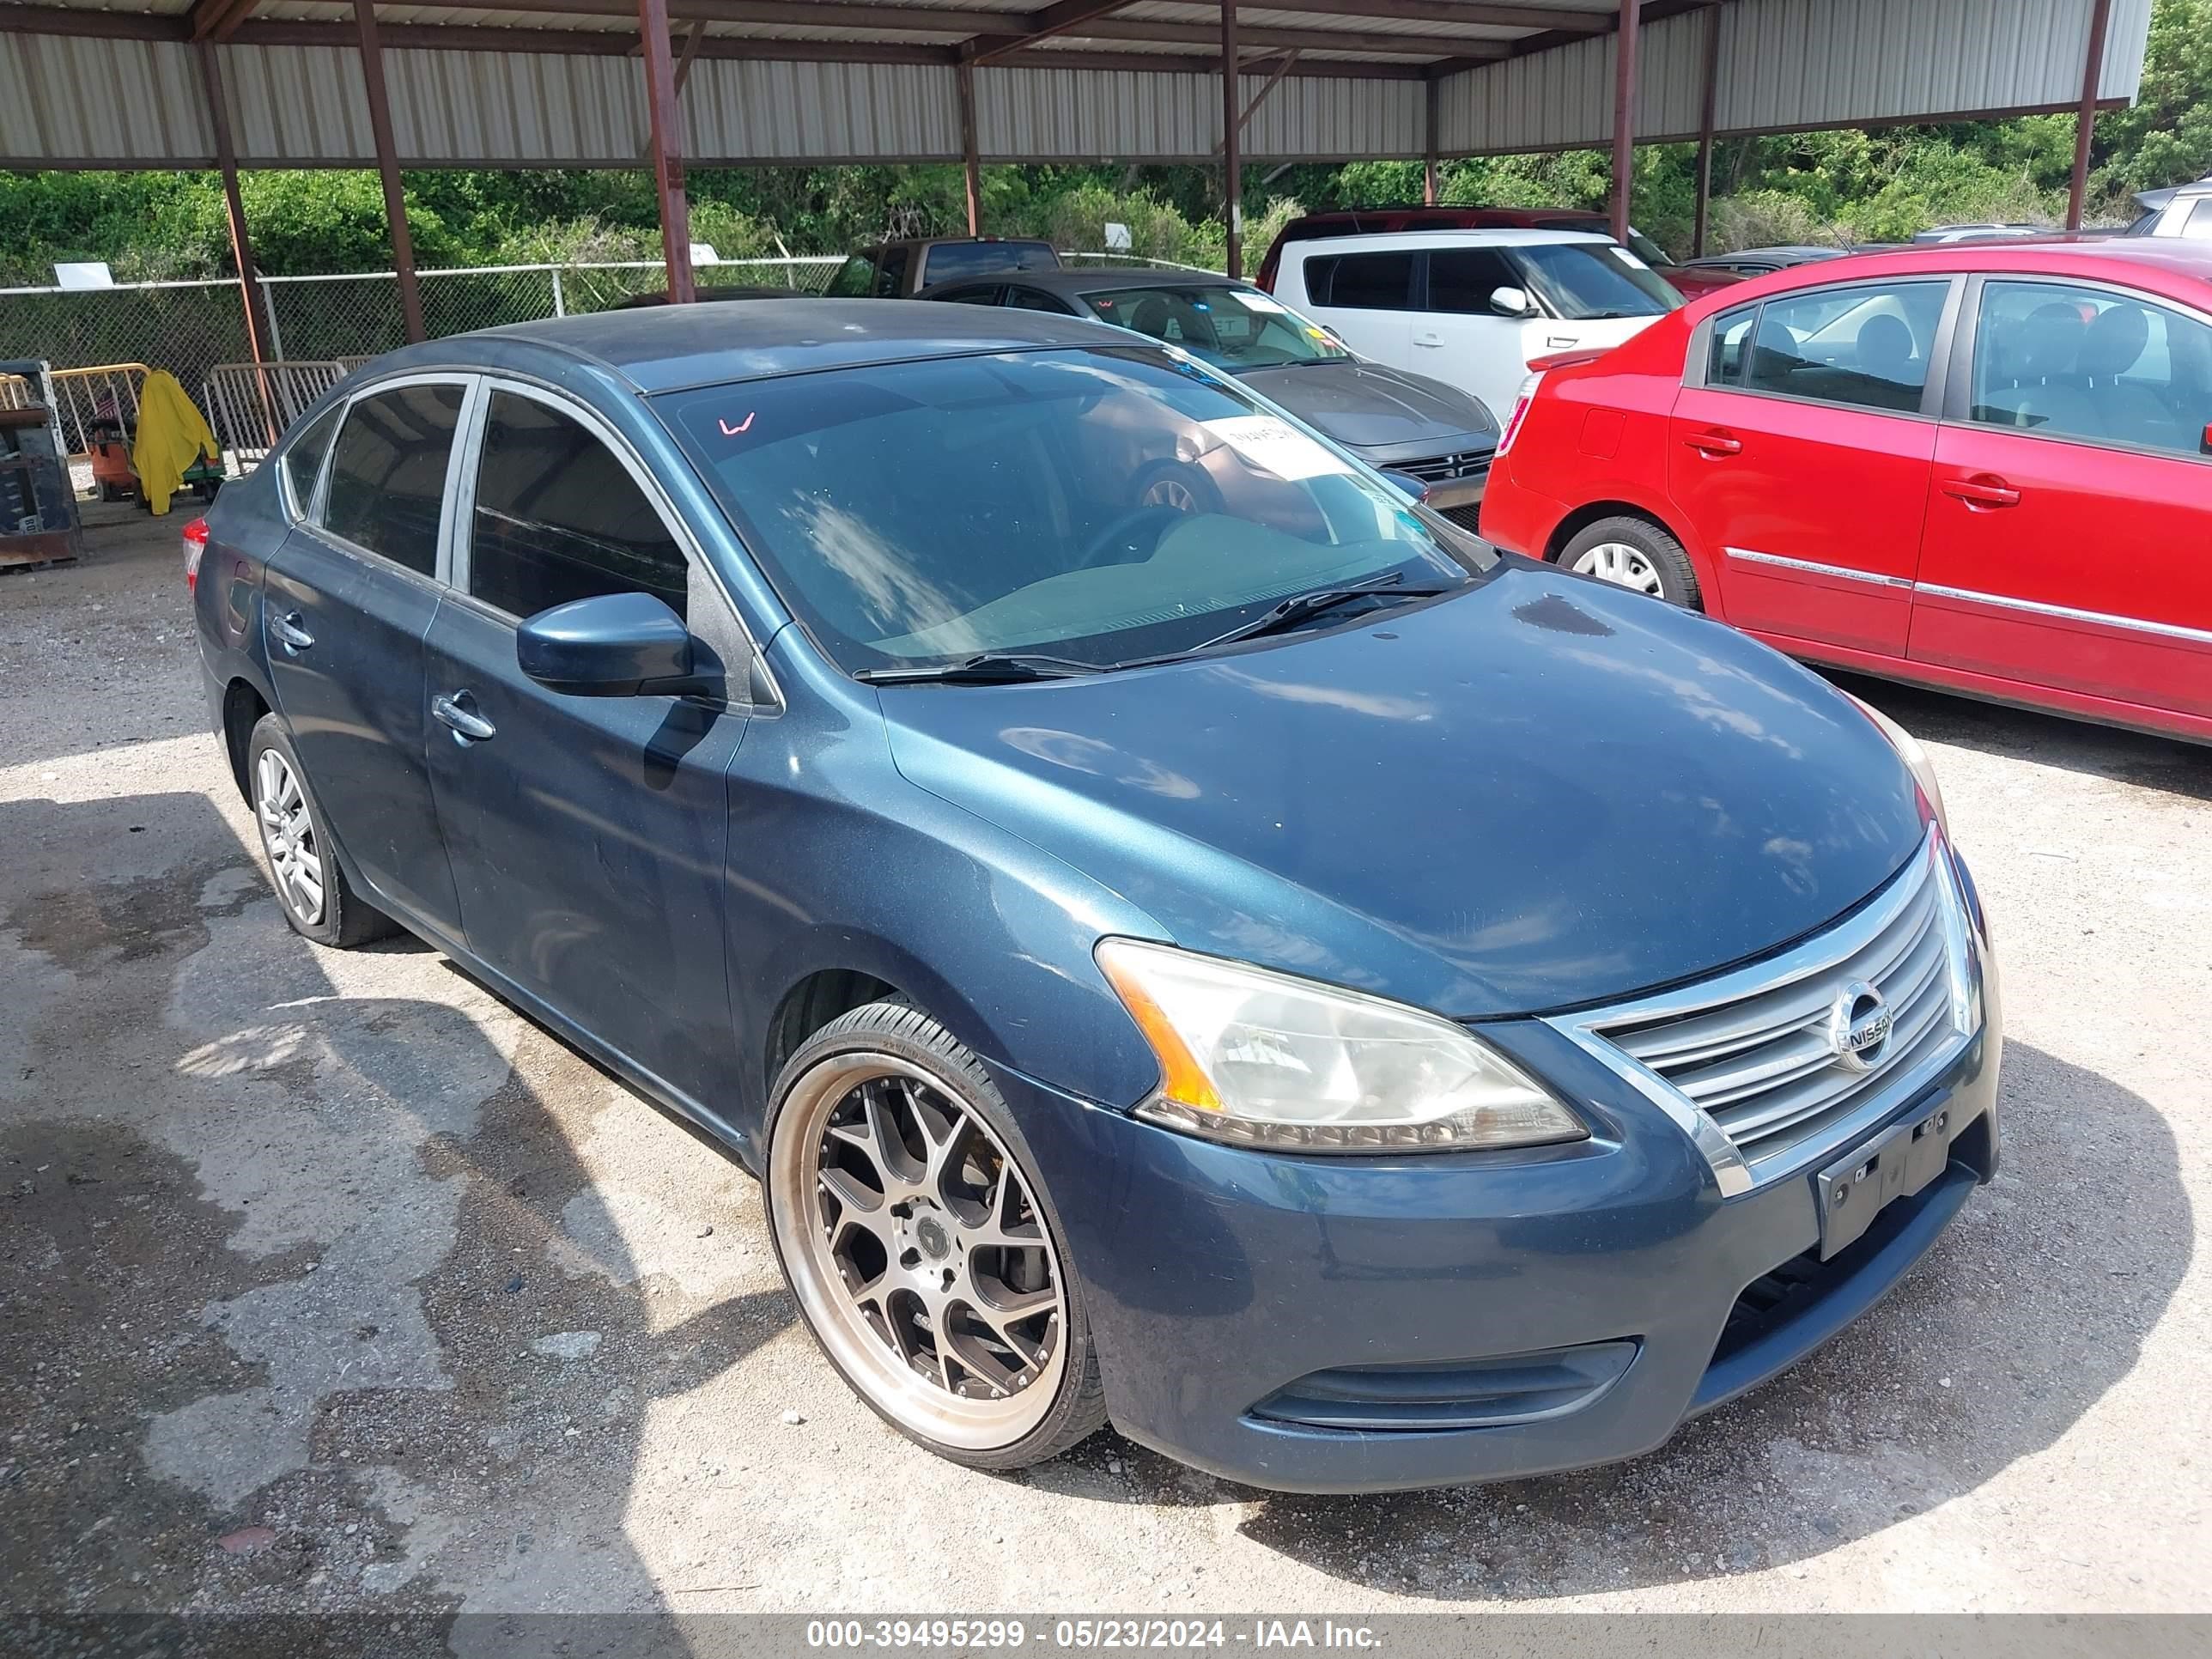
[131,370,221,517]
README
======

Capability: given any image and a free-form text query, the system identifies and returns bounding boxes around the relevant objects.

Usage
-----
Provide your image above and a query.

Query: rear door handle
[1684,430,1742,457]
[432,693,496,743]
[270,612,314,652]
[1942,475,2021,509]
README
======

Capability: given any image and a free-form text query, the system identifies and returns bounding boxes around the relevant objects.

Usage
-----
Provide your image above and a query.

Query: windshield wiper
[854,652,1105,685]
[1164,574,1451,658]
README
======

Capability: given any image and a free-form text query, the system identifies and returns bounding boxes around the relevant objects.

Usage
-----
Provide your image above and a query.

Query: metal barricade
[201,359,368,468]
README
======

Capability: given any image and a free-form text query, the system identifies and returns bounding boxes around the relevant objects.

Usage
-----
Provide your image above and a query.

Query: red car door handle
[1942,476,2021,508]
[1684,430,1741,456]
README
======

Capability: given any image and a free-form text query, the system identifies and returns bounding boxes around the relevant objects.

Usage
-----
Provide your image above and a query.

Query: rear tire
[246,714,400,949]
[1556,514,1701,608]
[764,1000,1109,1471]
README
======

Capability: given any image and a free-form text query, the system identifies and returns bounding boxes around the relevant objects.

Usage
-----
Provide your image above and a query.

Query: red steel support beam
[2067,0,2113,231]
[673,18,706,94]
[195,40,277,444]
[354,0,426,342]
[963,0,1138,69]
[1692,0,1718,255]
[957,58,982,235]
[1607,0,1638,245]
[638,0,697,304]
[189,0,262,42]
[1221,3,1240,280]
[1424,76,1439,204]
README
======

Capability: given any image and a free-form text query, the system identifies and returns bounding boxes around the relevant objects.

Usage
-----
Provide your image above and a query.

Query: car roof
[459,298,1135,392]
[930,267,1244,297]
[1675,236,2212,313]
[1279,228,1613,257]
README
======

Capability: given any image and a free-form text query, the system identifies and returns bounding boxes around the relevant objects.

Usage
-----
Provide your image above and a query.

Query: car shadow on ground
[1,787,789,1656]
[1827,672,2212,805]
[1048,1038,2191,1601]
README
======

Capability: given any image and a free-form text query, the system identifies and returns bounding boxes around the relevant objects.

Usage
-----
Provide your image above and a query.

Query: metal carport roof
[0,0,2155,341]
[0,0,2153,168]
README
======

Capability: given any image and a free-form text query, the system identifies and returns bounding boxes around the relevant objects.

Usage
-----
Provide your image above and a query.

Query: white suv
[1267,229,1683,422]
[2129,178,2212,240]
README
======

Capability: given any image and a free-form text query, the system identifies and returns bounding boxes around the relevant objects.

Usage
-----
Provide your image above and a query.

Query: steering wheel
[1073,503,1187,569]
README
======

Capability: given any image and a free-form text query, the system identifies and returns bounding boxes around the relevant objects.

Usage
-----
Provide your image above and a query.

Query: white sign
[1103,222,1133,251]
[1202,415,1353,482]
[690,242,720,266]
[53,262,113,291]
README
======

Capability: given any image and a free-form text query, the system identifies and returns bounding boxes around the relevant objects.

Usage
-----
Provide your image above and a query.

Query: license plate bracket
[1814,1101,1957,1260]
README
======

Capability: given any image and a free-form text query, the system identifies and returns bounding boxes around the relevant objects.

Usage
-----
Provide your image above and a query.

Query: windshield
[1623,228,1675,268]
[659,347,1485,678]
[1511,243,1682,320]
[1082,284,1352,371]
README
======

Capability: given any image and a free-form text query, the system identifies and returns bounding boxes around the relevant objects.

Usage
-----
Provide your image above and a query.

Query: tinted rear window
[321,382,462,576]
[1304,252,1414,309]
[921,241,1060,284]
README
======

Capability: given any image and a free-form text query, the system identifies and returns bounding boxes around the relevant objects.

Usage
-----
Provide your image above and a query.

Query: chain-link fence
[0,257,845,459]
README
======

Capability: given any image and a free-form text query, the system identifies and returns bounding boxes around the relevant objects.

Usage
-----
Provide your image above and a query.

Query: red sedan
[1480,240,2212,744]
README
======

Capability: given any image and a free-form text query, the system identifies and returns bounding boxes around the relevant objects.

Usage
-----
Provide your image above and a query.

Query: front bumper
[998,977,2001,1494]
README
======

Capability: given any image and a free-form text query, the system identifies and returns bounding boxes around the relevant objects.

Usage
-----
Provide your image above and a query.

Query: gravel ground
[2,505,2206,1628]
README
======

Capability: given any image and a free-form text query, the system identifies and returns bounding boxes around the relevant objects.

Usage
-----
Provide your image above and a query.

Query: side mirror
[1489,285,1534,319]
[1381,470,1431,504]
[516,591,701,697]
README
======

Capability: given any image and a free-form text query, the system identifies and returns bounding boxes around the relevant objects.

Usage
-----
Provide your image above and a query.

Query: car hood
[1237,361,1496,453]
[878,563,1929,1019]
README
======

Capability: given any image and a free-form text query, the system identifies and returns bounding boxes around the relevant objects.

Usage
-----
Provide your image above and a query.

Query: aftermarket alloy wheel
[765,1002,1106,1468]
[1557,514,1702,608]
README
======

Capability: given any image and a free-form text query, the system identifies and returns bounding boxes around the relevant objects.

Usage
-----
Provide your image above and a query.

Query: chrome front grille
[1397,450,1493,484]
[1548,830,1980,1192]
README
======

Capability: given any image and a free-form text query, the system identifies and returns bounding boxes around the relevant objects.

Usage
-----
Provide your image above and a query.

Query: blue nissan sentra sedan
[191,300,1999,1492]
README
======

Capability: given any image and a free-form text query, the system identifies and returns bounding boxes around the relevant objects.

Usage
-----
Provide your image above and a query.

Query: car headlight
[1094,939,1587,1154]
[1849,693,1948,835]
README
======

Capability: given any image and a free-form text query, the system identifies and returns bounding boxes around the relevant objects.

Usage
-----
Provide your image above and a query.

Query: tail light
[1495,372,1543,458]
[182,517,210,592]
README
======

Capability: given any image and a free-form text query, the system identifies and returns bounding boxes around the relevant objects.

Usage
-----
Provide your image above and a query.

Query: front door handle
[432,692,496,743]
[1684,429,1742,457]
[1413,331,1444,348]
[270,612,314,652]
[1942,474,2021,509]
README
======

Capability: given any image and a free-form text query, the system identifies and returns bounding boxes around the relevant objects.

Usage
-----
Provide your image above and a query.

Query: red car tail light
[182,517,209,592]
[1496,374,1543,458]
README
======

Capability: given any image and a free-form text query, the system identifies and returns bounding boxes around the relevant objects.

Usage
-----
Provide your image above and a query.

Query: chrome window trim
[1724,547,1915,589]
[1547,829,1982,1197]
[452,374,783,713]
[307,371,477,591]
[1944,272,2212,465]
[1680,276,1964,419]
[276,400,344,525]
[1916,583,2212,647]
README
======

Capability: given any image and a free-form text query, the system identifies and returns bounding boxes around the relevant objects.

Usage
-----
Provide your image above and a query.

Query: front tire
[1556,514,1701,608]
[246,714,398,948]
[764,1001,1108,1470]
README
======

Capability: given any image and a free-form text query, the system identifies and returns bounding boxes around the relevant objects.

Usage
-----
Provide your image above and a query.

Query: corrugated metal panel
[0,35,212,166]
[687,61,958,161]
[1439,0,2154,155]
[0,0,2160,169]
[1243,74,1425,161]
[1723,0,2091,132]
[391,47,637,162]
[227,45,377,163]
[979,66,1218,161]
[979,64,1420,162]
